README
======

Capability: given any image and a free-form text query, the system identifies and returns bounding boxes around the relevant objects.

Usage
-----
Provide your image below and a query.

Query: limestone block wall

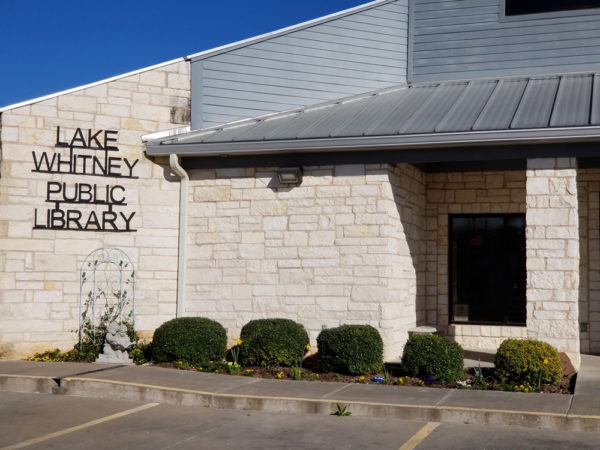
[578,168,600,354]
[424,170,527,350]
[526,158,580,367]
[185,163,425,360]
[388,164,427,327]
[0,60,190,358]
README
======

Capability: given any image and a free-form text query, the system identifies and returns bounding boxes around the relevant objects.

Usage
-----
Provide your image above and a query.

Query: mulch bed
[153,353,576,394]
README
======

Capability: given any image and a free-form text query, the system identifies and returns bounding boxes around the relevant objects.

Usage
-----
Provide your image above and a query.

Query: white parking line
[399,422,440,450]
[1,402,159,450]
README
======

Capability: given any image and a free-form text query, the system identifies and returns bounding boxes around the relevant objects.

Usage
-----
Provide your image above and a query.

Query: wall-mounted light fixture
[276,167,303,185]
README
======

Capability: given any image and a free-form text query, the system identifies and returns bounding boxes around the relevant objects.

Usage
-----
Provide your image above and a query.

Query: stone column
[526,158,580,369]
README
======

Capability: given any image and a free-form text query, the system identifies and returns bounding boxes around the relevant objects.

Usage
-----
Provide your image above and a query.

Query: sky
[0,0,370,108]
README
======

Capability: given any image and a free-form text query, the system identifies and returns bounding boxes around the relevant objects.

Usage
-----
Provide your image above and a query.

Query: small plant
[395,377,405,385]
[244,368,255,376]
[129,341,152,365]
[333,404,352,416]
[151,317,227,366]
[28,348,70,362]
[290,367,302,380]
[176,360,190,370]
[276,371,285,379]
[239,319,309,367]
[535,366,544,390]
[456,378,472,389]
[514,383,532,393]
[494,339,562,387]
[227,338,243,374]
[231,338,242,364]
[305,373,320,381]
[227,362,243,374]
[383,367,392,384]
[317,324,384,375]
[357,375,366,384]
[334,373,343,382]
[290,358,303,380]
[201,360,229,373]
[401,334,464,382]
[474,360,484,383]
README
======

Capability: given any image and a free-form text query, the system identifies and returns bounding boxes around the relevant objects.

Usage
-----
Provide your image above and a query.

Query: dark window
[506,0,600,15]
[450,214,526,325]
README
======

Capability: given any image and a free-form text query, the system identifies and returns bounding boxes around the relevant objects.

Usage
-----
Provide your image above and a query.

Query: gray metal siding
[192,0,409,129]
[411,0,600,82]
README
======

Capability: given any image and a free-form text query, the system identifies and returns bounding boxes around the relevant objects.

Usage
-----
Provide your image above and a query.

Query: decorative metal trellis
[79,248,136,349]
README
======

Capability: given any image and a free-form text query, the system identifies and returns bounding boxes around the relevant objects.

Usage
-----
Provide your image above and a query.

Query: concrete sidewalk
[1,356,599,433]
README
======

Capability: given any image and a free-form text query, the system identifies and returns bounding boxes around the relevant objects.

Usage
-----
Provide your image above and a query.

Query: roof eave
[145,126,600,157]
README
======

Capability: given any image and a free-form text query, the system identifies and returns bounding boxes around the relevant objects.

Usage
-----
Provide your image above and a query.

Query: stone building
[2,0,600,368]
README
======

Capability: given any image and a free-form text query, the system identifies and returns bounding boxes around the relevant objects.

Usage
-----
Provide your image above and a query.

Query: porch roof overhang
[146,72,600,168]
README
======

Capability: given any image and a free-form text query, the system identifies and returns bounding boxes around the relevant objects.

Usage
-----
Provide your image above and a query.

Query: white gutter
[142,126,190,143]
[169,154,189,318]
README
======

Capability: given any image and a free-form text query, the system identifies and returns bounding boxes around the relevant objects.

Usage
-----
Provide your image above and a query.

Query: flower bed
[153,353,576,394]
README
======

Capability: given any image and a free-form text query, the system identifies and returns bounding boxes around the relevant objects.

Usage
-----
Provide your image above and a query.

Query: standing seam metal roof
[147,72,600,155]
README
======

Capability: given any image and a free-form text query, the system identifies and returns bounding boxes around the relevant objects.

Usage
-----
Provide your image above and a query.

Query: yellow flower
[524,388,528,392]
[315,374,320,379]
[276,371,284,379]
[237,338,243,346]
[399,377,404,384]
[520,385,524,390]
[359,376,365,381]
[306,343,311,350]
[178,361,183,365]
[543,358,549,365]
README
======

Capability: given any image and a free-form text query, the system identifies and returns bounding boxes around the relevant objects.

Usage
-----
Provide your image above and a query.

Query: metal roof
[146,72,600,157]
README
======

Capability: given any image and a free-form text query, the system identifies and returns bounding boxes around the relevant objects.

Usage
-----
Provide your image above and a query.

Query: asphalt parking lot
[1,391,600,450]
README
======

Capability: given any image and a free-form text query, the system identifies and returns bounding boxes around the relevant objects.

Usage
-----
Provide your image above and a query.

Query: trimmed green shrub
[239,318,309,367]
[317,325,384,375]
[494,339,562,386]
[401,334,464,382]
[151,317,226,366]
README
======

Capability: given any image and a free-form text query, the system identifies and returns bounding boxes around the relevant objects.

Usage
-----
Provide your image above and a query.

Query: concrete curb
[0,374,57,395]
[2,374,592,433]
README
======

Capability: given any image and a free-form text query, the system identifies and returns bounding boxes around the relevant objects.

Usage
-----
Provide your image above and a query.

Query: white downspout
[169,154,188,318]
